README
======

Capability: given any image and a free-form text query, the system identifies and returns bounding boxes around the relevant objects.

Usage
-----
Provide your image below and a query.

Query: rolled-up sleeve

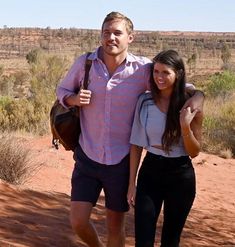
[56,55,85,107]
[130,94,149,148]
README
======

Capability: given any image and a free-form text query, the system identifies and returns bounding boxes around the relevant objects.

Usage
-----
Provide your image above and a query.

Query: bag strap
[83,52,92,89]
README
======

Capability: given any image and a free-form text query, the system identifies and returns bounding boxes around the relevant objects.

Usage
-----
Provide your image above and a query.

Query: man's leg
[101,155,130,247]
[71,144,104,246]
[106,209,126,247]
[70,201,104,247]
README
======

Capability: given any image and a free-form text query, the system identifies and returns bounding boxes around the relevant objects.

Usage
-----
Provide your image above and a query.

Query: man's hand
[65,89,92,107]
[77,89,92,106]
[183,90,204,114]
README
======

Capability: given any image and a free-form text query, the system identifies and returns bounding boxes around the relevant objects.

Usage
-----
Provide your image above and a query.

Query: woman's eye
[154,70,159,74]
[163,71,170,75]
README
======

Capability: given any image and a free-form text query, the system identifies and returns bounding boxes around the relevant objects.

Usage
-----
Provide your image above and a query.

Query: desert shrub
[0,135,42,185]
[0,96,12,127]
[202,73,235,157]
[0,71,30,98]
[0,52,69,135]
[12,71,29,86]
[221,42,231,66]
[0,96,50,134]
[206,70,235,97]
[202,110,235,157]
[28,53,69,134]
[0,97,34,132]
[0,74,14,96]
[0,65,4,76]
[26,48,41,64]
[29,52,69,108]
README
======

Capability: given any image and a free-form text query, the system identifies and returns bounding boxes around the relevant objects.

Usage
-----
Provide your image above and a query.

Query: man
[56,11,204,247]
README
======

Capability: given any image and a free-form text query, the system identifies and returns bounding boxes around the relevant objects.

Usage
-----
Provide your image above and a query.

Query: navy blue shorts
[71,145,130,212]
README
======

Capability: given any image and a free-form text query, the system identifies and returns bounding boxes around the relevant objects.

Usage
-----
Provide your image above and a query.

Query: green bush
[0,52,69,135]
[202,71,235,157]
[29,52,69,107]
[206,70,235,97]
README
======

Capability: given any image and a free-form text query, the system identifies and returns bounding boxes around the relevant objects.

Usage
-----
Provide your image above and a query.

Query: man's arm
[183,88,205,115]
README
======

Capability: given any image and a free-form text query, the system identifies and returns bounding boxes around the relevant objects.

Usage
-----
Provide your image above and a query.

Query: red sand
[0,135,234,246]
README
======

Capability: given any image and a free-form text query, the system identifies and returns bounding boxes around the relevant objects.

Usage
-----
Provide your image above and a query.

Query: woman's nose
[156,73,163,79]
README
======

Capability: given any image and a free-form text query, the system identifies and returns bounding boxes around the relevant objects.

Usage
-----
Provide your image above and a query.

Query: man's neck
[99,48,127,76]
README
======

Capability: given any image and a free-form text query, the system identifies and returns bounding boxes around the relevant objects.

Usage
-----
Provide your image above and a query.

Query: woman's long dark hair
[150,50,187,152]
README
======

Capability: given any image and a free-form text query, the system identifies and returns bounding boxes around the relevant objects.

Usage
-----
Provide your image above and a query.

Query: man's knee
[70,201,93,232]
[70,215,90,232]
[106,210,125,235]
[108,223,125,235]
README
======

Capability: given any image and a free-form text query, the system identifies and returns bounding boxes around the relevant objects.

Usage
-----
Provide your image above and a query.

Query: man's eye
[103,32,110,36]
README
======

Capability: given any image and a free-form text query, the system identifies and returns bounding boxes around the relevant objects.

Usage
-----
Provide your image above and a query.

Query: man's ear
[128,33,134,44]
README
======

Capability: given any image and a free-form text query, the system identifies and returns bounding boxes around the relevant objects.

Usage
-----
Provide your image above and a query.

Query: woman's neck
[155,91,172,113]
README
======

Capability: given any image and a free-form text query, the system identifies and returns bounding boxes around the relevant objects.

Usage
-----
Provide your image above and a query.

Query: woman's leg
[135,155,163,247]
[161,164,196,247]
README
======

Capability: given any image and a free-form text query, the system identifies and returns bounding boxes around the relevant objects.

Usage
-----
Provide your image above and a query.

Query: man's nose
[109,33,115,40]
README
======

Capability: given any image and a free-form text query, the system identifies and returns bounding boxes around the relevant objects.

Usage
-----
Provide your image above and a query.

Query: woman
[127,50,203,247]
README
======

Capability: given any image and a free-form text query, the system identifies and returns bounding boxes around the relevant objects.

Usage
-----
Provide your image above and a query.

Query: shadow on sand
[0,182,234,247]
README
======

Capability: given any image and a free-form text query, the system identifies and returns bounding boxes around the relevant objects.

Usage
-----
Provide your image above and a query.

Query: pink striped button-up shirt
[57,47,151,165]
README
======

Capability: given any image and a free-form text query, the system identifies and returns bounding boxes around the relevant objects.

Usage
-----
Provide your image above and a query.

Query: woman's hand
[180,106,203,158]
[180,106,198,129]
[127,184,136,208]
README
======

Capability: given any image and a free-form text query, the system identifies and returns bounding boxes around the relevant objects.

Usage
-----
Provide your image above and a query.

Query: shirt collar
[91,46,136,64]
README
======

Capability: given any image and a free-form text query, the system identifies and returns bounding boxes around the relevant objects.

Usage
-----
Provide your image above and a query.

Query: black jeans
[135,152,196,247]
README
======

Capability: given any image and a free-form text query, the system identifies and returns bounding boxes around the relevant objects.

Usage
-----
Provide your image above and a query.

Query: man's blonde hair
[102,11,134,34]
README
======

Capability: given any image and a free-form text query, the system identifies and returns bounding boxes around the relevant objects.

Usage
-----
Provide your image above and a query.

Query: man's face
[101,19,133,57]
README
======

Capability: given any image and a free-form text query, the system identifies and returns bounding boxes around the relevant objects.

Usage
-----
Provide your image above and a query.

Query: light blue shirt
[130,92,188,157]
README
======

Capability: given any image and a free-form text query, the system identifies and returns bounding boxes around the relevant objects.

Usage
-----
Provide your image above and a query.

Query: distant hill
[0,27,235,75]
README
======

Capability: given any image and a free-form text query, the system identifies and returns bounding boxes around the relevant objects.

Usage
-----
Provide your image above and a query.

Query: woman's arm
[127,144,143,207]
[180,106,203,158]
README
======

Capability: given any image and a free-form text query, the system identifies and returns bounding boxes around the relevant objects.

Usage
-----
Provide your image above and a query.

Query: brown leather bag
[50,53,92,151]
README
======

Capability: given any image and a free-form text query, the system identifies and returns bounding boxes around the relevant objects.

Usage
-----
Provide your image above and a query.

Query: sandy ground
[0,135,234,247]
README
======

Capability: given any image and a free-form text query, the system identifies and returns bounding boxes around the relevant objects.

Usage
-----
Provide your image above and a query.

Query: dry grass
[219,149,233,159]
[202,89,235,157]
[0,134,42,184]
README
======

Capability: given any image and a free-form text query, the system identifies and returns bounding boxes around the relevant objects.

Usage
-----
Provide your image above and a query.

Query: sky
[1,0,235,32]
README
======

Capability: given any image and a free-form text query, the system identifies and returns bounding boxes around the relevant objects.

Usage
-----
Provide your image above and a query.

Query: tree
[221,43,231,67]
[187,53,197,74]
[26,49,41,64]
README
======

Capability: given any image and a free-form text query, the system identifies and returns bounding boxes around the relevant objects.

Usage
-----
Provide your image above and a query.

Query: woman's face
[153,62,176,91]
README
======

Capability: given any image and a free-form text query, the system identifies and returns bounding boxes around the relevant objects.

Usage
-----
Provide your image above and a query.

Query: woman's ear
[177,69,185,80]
